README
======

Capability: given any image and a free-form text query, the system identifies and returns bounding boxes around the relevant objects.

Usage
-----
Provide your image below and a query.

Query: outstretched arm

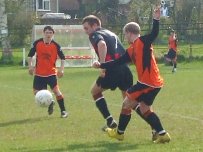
[100,51,131,69]
[143,6,161,43]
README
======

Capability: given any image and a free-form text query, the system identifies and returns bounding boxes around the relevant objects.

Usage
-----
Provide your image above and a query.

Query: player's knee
[121,108,131,115]
[56,94,64,100]
[143,109,153,118]
[92,92,103,101]
[52,86,62,96]
[33,89,38,95]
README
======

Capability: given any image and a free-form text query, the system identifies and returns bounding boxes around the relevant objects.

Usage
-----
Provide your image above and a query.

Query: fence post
[23,48,26,67]
[189,41,192,60]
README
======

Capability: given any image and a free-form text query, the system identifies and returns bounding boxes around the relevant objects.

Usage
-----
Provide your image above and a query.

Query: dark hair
[43,26,55,33]
[82,15,101,26]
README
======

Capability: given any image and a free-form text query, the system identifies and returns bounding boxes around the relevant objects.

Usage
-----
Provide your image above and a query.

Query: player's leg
[133,103,157,140]
[122,81,156,139]
[172,55,177,73]
[33,76,54,115]
[105,96,137,141]
[48,75,68,118]
[33,76,47,95]
[118,65,133,100]
[139,88,171,143]
[91,81,117,129]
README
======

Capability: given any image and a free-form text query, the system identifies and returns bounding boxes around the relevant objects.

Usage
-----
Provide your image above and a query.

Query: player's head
[170,29,175,34]
[43,26,54,42]
[123,22,140,43]
[82,15,101,35]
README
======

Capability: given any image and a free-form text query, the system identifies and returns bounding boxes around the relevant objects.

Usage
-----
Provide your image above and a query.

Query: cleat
[105,128,124,141]
[102,119,117,131]
[48,101,54,115]
[61,111,68,118]
[152,131,159,141]
[153,132,171,144]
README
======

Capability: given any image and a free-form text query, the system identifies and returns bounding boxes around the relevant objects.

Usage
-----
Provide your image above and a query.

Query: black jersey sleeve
[100,51,131,69]
[28,41,37,57]
[57,47,65,60]
[53,41,65,60]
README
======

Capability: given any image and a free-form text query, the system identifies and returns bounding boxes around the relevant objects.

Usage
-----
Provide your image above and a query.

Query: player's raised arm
[153,5,161,20]
[144,6,161,43]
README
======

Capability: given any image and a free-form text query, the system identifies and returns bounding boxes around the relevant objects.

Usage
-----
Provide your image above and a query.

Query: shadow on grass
[14,141,138,152]
[67,141,138,152]
[0,116,54,127]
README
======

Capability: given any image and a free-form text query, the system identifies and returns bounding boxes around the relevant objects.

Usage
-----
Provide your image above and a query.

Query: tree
[128,0,160,32]
[94,0,120,26]
[5,0,36,47]
[0,0,12,64]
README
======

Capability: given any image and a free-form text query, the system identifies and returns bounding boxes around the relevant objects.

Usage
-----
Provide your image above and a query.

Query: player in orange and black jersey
[82,15,133,130]
[95,7,171,143]
[165,30,178,73]
[28,26,68,118]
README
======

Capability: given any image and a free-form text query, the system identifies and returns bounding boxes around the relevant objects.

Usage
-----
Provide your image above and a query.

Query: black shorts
[166,49,176,60]
[33,75,57,90]
[96,65,133,91]
[126,82,161,106]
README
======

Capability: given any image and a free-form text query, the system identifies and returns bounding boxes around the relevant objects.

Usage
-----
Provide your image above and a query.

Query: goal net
[32,25,97,67]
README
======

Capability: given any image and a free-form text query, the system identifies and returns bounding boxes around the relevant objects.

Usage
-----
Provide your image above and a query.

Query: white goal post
[31,25,97,67]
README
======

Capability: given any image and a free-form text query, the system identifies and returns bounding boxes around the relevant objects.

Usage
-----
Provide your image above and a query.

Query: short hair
[43,26,55,33]
[82,15,101,26]
[123,22,140,35]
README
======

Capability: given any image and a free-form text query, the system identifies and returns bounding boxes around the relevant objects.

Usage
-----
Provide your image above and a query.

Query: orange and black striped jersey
[168,35,177,51]
[101,19,163,88]
[28,38,65,77]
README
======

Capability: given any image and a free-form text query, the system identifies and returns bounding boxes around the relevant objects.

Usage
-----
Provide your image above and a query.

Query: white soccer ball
[35,90,53,107]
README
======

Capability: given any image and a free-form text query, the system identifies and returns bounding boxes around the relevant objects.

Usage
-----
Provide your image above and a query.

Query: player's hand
[100,69,106,77]
[57,69,64,78]
[92,61,101,69]
[28,66,35,75]
[153,5,161,20]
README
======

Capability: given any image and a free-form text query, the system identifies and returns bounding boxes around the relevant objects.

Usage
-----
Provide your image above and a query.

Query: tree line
[0,0,202,64]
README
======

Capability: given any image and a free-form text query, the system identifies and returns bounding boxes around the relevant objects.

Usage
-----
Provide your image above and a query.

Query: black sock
[95,98,111,120]
[145,112,164,133]
[57,98,66,112]
[134,105,154,130]
[174,62,177,68]
[117,114,131,134]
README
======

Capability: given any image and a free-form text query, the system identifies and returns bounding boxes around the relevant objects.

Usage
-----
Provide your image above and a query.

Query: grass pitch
[0,62,202,152]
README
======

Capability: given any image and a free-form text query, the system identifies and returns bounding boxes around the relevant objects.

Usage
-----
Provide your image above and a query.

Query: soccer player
[82,15,133,130]
[94,7,171,143]
[165,30,178,73]
[28,26,68,118]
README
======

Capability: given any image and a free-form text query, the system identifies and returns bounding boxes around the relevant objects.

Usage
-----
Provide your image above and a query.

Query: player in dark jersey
[94,7,171,143]
[28,26,68,118]
[82,15,133,130]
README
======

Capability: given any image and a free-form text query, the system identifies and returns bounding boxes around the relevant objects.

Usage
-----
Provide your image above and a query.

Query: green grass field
[0,62,203,152]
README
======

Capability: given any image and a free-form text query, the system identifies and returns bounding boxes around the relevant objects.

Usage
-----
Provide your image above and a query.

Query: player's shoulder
[89,30,103,42]
[51,40,61,48]
[33,38,43,45]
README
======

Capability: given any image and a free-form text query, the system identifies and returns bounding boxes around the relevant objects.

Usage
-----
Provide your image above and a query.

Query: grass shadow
[14,141,138,152]
[0,116,54,127]
[67,141,138,152]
